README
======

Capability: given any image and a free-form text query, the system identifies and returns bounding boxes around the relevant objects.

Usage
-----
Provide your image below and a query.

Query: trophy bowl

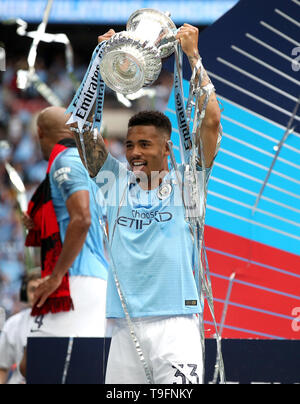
[99,9,177,95]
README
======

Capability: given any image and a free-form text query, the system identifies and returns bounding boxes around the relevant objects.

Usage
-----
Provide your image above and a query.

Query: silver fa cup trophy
[99,9,177,95]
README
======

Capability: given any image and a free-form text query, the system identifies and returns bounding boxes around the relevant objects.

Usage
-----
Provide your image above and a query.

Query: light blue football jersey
[50,148,108,280]
[95,154,210,318]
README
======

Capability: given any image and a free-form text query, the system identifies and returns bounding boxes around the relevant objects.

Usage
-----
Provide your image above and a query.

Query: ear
[164,139,172,156]
[37,126,43,139]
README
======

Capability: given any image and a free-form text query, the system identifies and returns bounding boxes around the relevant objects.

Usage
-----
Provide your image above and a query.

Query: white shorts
[29,276,107,338]
[105,315,203,384]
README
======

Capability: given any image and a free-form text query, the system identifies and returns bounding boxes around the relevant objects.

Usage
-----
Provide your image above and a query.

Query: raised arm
[72,124,108,178]
[176,24,221,167]
[69,29,117,178]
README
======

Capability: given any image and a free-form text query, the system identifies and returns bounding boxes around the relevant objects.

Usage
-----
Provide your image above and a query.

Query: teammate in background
[21,107,108,377]
[0,270,41,384]
[74,24,221,383]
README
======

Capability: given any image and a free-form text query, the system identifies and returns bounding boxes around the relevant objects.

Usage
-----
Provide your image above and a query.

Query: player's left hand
[98,29,116,44]
[33,275,62,308]
[175,23,199,58]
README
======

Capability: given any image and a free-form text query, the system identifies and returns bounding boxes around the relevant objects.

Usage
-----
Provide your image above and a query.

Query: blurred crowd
[0,53,111,317]
[0,55,69,317]
[0,48,173,319]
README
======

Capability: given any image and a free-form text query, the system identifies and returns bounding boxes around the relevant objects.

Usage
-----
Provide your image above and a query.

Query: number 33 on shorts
[172,364,200,384]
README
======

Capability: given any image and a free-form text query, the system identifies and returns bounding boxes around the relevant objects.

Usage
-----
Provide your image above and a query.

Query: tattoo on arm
[73,128,108,178]
[188,52,211,86]
[188,53,200,68]
[188,52,220,168]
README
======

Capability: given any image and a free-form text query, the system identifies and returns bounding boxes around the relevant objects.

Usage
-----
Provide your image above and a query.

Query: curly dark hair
[128,110,172,139]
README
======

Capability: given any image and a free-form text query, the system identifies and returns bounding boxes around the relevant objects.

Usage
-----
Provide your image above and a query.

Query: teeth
[133,162,145,166]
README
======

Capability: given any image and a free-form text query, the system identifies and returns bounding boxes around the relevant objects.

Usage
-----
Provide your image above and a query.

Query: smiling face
[126,125,170,188]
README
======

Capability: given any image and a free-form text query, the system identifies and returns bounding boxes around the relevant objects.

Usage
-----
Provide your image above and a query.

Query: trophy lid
[127,8,177,58]
[127,8,177,31]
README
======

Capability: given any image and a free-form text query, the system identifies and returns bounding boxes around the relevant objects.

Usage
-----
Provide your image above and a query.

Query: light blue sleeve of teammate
[52,153,90,202]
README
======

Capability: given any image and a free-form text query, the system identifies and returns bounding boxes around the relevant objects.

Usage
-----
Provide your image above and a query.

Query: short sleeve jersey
[50,148,108,279]
[95,154,210,318]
